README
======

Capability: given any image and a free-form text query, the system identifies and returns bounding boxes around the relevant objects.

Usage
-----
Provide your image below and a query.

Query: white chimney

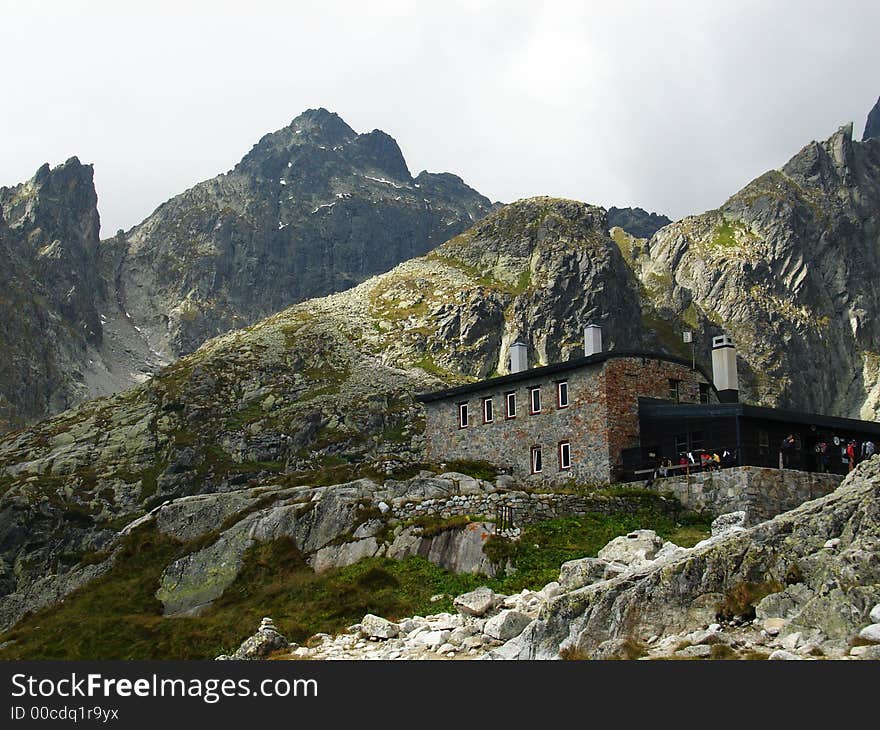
[711,334,739,402]
[509,341,528,373]
[584,324,602,357]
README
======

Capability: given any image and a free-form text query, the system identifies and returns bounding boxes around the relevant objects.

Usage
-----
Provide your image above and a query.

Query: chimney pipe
[509,341,528,373]
[711,334,739,403]
[584,324,602,357]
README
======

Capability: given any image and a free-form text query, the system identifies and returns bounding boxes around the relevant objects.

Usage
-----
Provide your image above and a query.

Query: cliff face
[864,96,880,140]
[635,124,880,417]
[112,108,497,357]
[0,159,105,431]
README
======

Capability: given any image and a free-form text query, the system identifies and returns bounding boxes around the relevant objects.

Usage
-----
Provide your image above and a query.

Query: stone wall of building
[422,354,714,485]
[422,365,610,485]
[640,465,843,523]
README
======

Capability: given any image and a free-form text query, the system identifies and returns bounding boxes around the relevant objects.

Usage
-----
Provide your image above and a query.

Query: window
[505,391,517,419]
[699,382,711,404]
[458,402,469,429]
[557,381,569,408]
[530,445,543,473]
[482,397,494,423]
[558,441,571,470]
[758,429,769,456]
[675,434,688,455]
[668,379,681,403]
[529,387,541,414]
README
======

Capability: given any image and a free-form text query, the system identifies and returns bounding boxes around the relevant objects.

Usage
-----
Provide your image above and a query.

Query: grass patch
[442,459,500,481]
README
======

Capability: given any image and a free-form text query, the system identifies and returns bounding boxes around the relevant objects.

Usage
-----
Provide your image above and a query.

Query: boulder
[711,511,747,537]
[675,644,712,658]
[654,541,689,563]
[360,614,399,640]
[763,618,787,636]
[858,624,880,643]
[755,584,815,620]
[870,603,880,624]
[483,610,532,642]
[768,650,802,660]
[850,645,880,660]
[597,530,663,566]
[559,557,609,590]
[453,587,502,617]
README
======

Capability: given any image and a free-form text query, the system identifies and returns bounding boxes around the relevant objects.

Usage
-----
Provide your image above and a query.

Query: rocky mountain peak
[863,96,880,141]
[1,157,98,246]
[606,206,672,239]
[348,129,411,180]
[782,122,855,191]
[289,107,357,144]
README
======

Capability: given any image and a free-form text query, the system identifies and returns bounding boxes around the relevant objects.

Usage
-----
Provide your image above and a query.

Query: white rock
[453,586,502,617]
[412,630,450,649]
[710,511,747,537]
[653,541,689,563]
[360,614,399,640]
[823,538,840,549]
[675,644,712,658]
[378,501,390,514]
[483,610,532,642]
[448,626,476,645]
[763,617,787,636]
[540,581,561,600]
[858,624,880,643]
[850,645,880,660]
[870,603,880,624]
[768,650,802,660]
[780,632,802,651]
[438,643,456,654]
[598,530,663,566]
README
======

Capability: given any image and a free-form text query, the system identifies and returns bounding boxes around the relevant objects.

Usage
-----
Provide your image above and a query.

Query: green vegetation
[711,220,740,249]
[442,459,500,481]
[0,501,711,660]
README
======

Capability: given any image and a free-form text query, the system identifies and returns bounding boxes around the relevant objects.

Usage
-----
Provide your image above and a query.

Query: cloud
[1,0,877,234]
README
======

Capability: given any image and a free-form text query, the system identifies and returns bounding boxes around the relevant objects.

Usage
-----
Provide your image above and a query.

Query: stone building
[417,326,717,485]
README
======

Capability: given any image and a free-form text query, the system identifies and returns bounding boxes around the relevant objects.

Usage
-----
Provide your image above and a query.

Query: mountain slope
[0,197,642,629]
[110,108,497,357]
[634,123,880,417]
[0,111,497,431]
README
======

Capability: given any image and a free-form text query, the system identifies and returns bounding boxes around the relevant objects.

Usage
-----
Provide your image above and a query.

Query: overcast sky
[2,0,878,236]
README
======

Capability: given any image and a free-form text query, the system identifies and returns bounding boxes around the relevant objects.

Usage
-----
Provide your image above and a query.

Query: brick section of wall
[641,465,842,522]
[603,357,712,473]
[422,355,714,485]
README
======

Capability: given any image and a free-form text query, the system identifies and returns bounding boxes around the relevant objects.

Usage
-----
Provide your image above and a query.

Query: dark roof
[416,350,714,403]
[640,401,880,436]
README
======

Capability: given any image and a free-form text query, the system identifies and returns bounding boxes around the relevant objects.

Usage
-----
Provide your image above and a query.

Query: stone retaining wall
[389,489,680,525]
[640,466,842,523]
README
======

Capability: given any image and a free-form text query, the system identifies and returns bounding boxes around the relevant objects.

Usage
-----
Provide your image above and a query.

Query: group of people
[784,433,876,473]
[647,448,735,482]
